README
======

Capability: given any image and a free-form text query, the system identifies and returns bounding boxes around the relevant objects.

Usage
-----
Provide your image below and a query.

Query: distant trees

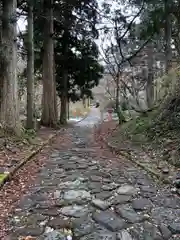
[99,0,180,123]
[0,0,179,131]
[0,0,103,134]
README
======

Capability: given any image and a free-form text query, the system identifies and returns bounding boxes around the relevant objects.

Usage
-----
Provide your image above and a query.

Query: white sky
[17,0,105,32]
[17,16,26,32]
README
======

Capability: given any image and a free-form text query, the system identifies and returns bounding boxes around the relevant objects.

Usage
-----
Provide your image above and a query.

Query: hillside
[107,67,180,186]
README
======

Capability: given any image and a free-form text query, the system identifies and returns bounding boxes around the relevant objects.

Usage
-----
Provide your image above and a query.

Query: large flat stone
[92,210,126,231]
[63,190,91,201]
[92,199,111,210]
[95,191,112,200]
[132,198,153,211]
[61,205,89,218]
[116,205,144,223]
[117,185,139,196]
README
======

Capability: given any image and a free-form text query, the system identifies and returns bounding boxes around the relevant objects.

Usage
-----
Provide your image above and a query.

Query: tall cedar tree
[32,0,103,124]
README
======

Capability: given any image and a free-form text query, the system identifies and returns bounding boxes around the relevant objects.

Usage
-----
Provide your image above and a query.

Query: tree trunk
[164,0,172,73]
[146,43,154,108]
[82,96,86,108]
[67,98,69,120]
[60,36,68,125]
[60,69,68,124]
[26,0,34,129]
[115,78,125,125]
[41,0,57,127]
[0,0,21,135]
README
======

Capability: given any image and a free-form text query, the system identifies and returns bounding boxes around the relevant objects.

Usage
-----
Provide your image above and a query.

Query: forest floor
[0,125,72,239]
[0,127,60,185]
[0,112,180,239]
[105,115,180,193]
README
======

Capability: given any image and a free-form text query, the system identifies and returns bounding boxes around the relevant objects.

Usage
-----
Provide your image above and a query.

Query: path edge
[0,111,91,190]
[0,129,63,190]
[102,136,172,185]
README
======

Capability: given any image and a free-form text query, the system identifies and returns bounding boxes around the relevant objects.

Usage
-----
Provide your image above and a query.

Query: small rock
[174,179,180,188]
[117,185,139,196]
[53,190,61,199]
[45,226,54,233]
[177,189,180,195]
[10,159,19,165]
[176,172,180,179]
[116,230,133,240]
[0,168,6,173]
[171,187,177,193]
[162,168,169,174]
[158,161,165,169]
[92,199,111,210]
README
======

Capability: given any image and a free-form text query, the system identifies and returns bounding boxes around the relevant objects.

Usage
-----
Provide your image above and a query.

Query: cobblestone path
[8,125,180,240]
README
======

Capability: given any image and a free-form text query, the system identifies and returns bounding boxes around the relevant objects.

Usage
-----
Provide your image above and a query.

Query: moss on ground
[120,110,158,142]
[0,173,8,183]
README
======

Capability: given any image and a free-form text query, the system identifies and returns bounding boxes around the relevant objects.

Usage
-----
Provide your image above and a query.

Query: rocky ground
[1,115,179,240]
[0,108,180,240]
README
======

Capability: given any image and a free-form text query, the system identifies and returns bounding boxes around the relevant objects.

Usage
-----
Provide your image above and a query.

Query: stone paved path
[8,124,180,240]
